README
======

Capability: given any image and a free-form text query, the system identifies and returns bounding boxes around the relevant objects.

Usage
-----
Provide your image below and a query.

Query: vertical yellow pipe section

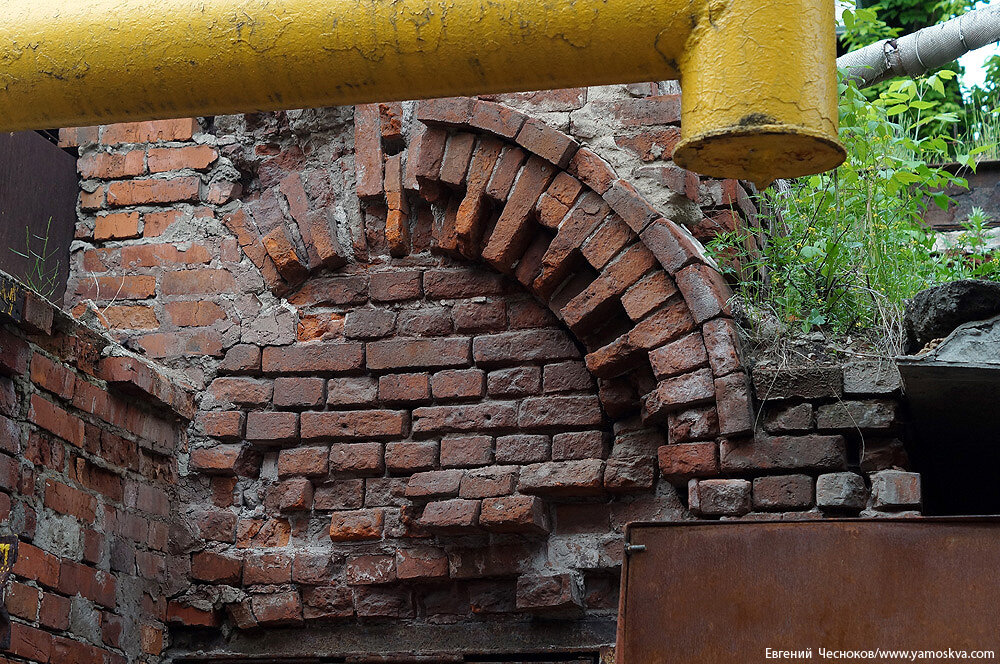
[672,0,845,186]
[0,0,844,183]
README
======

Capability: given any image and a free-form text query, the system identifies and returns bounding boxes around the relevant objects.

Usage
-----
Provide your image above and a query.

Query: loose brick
[515,117,578,168]
[30,353,76,401]
[702,316,743,377]
[562,243,658,332]
[439,132,477,186]
[642,368,716,423]
[870,470,921,510]
[480,495,549,534]
[355,103,384,199]
[262,225,309,284]
[481,156,555,272]
[420,498,481,533]
[815,400,897,431]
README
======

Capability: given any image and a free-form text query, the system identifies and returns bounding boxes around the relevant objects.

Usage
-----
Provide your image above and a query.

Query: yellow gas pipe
[0,0,844,185]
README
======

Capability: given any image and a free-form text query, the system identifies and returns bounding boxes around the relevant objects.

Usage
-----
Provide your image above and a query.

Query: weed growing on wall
[708,70,1000,350]
[10,217,61,300]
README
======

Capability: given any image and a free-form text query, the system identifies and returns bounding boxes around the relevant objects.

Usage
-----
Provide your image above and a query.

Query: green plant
[707,70,972,346]
[11,217,62,300]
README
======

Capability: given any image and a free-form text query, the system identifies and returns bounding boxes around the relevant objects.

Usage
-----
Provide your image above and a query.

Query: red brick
[10,623,52,663]
[455,136,504,257]
[191,550,242,583]
[346,554,397,585]
[208,377,272,406]
[143,208,185,237]
[161,268,236,295]
[518,460,604,496]
[585,302,695,378]
[564,245,658,333]
[440,435,493,468]
[614,127,682,161]
[78,149,145,178]
[273,377,325,408]
[101,118,199,144]
[439,132,477,186]
[378,373,431,403]
[518,395,604,429]
[413,127,448,187]
[302,410,406,441]
[168,601,220,627]
[261,343,364,374]
[423,268,504,299]
[532,192,610,297]
[495,434,550,464]
[355,103,384,199]
[196,509,237,542]
[80,187,105,210]
[753,474,814,510]
[621,272,678,321]
[720,435,847,472]
[702,317,743,377]
[668,405,720,443]
[567,148,616,194]
[301,208,346,269]
[59,125,100,147]
[314,479,364,510]
[147,145,218,172]
[396,547,449,580]
[329,442,385,475]
[236,518,291,548]
[481,156,555,272]
[274,446,327,478]
[366,337,470,371]
[262,225,309,284]
[385,441,438,473]
[189,444,256,476]
[101,304,160,329]
[246,411,298,443]
[7,581,39,620]
[74,275,156,301]
[715,372,754,436]
[643,368,716,423]
[29,394,84,446]
[417,97,475,127]
[675,263,732,323]
[469,100,527,138]
[485,146,528,201]
[420,498,480,533]
[412,402,518,434]
[252,592,303,626]
[302,585,354,620]
[473,329,577,367]
[430,368,485,399]
[327,376,378,407]
[330,508,385,541]
[243,551,293,585]
[30,353,76,401]
[39,592,71,630]
[639,217,704,275]
[515,117,578,168]
[516,573,582,614]
[480,495,549,534]
[106,176,200,206]
[405,469,465,499]
[648,332,709,379]
[552,430,607,460]
[12,542,60,588]
[459,466,517,498]
[156,300,222,330]
[94,211,141,240]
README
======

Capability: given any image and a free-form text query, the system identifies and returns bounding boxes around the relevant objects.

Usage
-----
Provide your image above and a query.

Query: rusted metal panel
[618,519,1000,664]
[0,131,77,305]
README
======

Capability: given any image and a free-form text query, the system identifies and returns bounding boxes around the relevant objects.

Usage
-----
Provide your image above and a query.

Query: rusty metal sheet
[618,519,1000,664]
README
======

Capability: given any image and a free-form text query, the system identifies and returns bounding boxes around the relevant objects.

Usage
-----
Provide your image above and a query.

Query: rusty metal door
[617,519,1000,663]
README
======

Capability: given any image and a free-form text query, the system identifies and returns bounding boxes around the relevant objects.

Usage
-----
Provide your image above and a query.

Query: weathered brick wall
[0,289,192,664]
[55,84,919,661]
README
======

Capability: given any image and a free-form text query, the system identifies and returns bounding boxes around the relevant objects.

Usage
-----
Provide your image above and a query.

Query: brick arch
[221,96,754,475]
[399,97,753,449]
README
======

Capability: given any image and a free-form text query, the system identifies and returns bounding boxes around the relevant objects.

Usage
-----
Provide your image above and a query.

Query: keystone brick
[480,495,549,534]
[330,508,385,541]
[518,460,604,496]
[302,410,407,440]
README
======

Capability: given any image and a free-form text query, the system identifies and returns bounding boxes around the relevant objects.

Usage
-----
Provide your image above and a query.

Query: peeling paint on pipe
[0,0,844,184]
